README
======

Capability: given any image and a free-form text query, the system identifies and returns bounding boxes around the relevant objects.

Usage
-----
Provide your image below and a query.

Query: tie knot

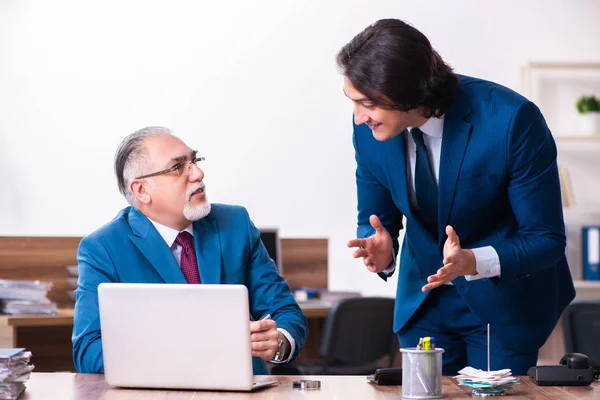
[411,127,426,149]
[175,231,194,250]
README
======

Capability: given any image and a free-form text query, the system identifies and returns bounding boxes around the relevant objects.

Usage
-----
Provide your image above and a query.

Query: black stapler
[367,368,403,385]
[528,353,596,386]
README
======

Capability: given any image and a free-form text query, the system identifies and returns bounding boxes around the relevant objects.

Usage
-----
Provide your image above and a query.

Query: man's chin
[183,201,211,222]
[373,131,391,141]
[372,129,401,142]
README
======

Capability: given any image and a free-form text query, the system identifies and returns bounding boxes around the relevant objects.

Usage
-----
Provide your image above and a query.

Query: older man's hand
[249,319,280,361]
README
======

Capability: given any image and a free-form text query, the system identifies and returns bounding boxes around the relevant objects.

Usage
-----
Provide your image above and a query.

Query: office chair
[275,297,397,375]
[562,301,600,370]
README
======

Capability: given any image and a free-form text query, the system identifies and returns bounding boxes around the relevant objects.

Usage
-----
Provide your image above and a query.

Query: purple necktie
[175,231,201,284]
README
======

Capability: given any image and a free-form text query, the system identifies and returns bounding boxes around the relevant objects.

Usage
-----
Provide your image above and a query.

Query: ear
[130,179,151,205]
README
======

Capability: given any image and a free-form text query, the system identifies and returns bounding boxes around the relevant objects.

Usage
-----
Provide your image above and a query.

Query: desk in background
[0,309,74,372]
[0,303,332,372]
[21,373,600,399]
[0,236,330,371]
[295,300,333,364]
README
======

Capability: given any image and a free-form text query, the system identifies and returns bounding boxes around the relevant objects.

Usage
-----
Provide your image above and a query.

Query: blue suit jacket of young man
[72,204,307,375]
[353,75,575,353]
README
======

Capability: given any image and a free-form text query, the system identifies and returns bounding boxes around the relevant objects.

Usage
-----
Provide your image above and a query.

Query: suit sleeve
[492,101,566,282]
[242,208,308,361]
[72,236,119,373]
[353,121,404,280]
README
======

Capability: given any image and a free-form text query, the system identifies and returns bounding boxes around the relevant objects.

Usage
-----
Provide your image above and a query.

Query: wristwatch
[273,337,286,362]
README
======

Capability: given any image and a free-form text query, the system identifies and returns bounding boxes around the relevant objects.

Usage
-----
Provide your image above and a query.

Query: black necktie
[411,127,438,238]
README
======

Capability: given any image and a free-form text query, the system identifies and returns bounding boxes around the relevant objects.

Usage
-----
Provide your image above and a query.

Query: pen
[487,323,490,372]
[423,336,433,393]
[417,337,424,350]
[258,313,271,321]
[250,313,271,322]
[414,337,434,394]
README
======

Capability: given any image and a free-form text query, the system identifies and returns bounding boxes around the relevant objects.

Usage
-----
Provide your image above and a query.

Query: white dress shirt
[383,116,501,281]
[149,218,296,363]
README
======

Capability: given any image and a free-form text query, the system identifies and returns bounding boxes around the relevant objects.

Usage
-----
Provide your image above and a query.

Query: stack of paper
[1,299,57,315]
[0,280,56,315]
[455,367,518,392]
[0,348,34,400]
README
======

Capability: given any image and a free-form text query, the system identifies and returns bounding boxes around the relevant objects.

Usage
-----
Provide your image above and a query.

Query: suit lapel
[194,215,222,284]
[438,89,473,243]
[127,208,187,283]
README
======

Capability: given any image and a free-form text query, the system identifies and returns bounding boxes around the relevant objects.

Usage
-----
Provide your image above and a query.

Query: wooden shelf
[0,308,74,328]
[563,208,600,213]
[555,135,600,142]
[573,280,600,300]
[521,63,600,143]
[526,62,600,70]
[573,280,600,289]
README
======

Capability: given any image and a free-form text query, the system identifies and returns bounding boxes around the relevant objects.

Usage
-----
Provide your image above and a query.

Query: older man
[72,126,307,374]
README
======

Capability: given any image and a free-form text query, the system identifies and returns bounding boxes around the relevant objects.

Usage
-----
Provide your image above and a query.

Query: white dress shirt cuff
[382,250,397,275]
[465,246,501,281]
[271,328,295,364]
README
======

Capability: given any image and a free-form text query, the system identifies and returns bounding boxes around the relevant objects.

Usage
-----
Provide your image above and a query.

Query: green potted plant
[576,95,600,135]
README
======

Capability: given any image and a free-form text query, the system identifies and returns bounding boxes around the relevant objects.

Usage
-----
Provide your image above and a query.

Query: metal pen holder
[401,347,444,399]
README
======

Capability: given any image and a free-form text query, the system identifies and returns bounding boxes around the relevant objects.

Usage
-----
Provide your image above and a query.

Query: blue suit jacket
[353,75,575,353]
[72,204,307,375]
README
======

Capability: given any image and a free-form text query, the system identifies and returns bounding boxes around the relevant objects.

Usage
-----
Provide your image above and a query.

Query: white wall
[1,0,599,296]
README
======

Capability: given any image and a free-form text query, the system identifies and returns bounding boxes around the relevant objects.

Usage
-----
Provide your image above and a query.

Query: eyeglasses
[135,156,205,180]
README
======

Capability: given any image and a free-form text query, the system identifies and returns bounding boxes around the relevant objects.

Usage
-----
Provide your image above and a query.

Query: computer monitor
[259,228,282,273]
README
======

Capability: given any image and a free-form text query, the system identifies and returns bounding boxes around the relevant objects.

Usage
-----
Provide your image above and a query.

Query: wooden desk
[297,301,331,319]
[0,309,75,334]
[0,304,331,371]
[0,235,331,370]
[295,301,330,363]
[0,309,75,372]
[20,373,600,399]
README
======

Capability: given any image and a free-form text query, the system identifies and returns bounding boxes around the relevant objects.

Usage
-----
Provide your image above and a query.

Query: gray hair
[114,126,172,206]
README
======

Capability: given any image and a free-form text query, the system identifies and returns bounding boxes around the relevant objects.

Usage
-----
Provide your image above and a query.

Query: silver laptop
[98,283,277,391]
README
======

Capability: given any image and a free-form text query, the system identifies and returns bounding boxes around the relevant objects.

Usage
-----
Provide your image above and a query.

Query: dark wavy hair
[337,19,459,118]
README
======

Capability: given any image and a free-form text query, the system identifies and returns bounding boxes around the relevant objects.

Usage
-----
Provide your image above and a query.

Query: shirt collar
[409,114,445,139]
[148,218,194,248]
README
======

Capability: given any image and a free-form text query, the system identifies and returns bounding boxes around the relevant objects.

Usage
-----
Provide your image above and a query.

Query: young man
[340,19,574,375]
[72,126,307,374]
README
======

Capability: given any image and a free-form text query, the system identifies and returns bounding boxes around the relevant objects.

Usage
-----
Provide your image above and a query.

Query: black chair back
[562,301,600,369]
[320,297,396,366]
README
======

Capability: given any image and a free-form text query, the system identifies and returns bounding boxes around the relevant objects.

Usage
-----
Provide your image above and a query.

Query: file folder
[582,226,600,281]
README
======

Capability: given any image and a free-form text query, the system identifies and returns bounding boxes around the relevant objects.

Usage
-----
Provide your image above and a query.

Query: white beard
[183,201,211,222]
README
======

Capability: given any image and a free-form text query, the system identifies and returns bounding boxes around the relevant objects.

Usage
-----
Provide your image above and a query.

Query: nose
[188,162,204,182]
[353,106,369,125]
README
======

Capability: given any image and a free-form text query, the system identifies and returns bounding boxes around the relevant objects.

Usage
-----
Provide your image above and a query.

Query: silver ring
[293,380,321,389]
